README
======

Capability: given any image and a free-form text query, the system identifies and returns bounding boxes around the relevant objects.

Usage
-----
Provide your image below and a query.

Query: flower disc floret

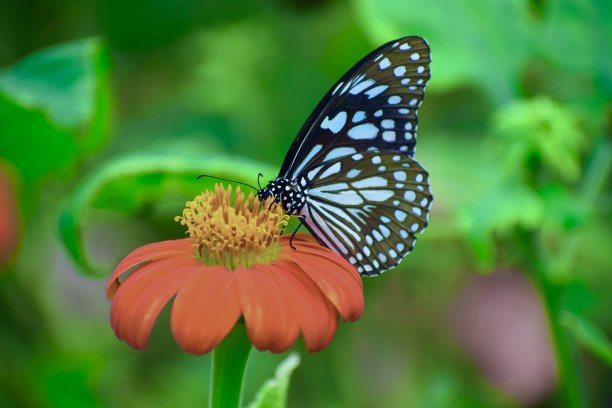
[175,184,288,269]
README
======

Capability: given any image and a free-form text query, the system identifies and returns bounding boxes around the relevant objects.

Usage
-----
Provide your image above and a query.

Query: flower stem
[521,231,588,407]
[209,323,252,408]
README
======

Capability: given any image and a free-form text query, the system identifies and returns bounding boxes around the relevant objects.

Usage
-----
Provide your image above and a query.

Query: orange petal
[107,239,193,298]
[171,266,241,355]
[280,233,318,246]
[278,238,363,288]
[110,256,200,350]
[234,264,299,353]
[270,260,338,352]
[288,253,364,322]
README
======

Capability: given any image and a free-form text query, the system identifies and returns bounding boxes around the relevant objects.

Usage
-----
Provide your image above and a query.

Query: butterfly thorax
[257,178,307,215]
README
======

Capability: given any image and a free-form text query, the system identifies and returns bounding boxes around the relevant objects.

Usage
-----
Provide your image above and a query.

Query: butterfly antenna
[197,174,259,191]
[257,173,264,190]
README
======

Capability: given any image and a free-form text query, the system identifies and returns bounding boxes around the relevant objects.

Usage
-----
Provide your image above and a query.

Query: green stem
[523,231,588,407]
[209,323,252,408]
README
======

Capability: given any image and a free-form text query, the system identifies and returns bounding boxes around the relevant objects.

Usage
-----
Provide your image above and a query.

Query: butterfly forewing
[280,36,431,181]
[298,151,432,276]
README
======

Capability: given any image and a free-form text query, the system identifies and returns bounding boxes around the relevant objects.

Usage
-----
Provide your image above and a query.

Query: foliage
[247,353,301,408]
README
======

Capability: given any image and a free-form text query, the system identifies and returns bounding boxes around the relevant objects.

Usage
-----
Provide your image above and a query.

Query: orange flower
[107,184,363,354]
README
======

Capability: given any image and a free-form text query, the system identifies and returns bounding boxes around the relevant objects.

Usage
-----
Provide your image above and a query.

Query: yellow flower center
[175,184,289,269]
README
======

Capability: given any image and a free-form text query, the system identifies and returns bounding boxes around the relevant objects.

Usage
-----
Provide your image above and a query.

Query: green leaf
[492,97,586,182]
[560,312,612,366]
[354,0,534,104]
[0,38,111,182]
[59,150,277,277]
[540,0,612,80]
[458,178,544,266]
[247,353,301,408]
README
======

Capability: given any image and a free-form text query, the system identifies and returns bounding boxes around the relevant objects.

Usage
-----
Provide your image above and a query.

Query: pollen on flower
[175,184,288,269]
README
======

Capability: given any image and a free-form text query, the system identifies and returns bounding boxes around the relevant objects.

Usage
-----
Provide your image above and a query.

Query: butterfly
[257,36,432,276]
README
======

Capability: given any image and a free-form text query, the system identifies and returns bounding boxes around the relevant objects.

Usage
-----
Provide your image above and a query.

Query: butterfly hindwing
[280,36,431,181]
[297,151,432,276]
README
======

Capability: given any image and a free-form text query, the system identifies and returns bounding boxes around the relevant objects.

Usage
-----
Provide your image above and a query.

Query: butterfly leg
[289,215,306,250]
[267,198,281,212]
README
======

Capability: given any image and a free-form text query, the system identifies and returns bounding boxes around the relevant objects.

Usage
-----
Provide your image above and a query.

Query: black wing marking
[297,151,432,276]
[280,36,431,181]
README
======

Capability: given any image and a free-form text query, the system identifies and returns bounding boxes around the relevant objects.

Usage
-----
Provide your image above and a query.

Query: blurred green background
[0,0,610,407]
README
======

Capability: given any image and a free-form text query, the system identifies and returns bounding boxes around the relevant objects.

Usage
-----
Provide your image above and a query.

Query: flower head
[107,184,363,354]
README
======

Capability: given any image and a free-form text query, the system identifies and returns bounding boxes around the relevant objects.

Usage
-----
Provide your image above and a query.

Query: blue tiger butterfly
[258,36,432,276]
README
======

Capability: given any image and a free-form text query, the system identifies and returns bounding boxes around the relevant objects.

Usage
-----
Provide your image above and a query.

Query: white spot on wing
[352,111,366,122]
[393,66,406,77]
[361,190,394,202]
[320,111,347,134]
[307,165,324,181]
[309,188,363,205]
[388,95,401,104]
[319,162,342,179]
[381,119,394,129]
[404,190,416,201]
[382,131,396,142]
[314,182,349,192]
[365,85,389,99]
[347,169,361,178]
[393,171,407,181]
[332,82,344,95]
[348,123,379,140]
[292,144,322,179]
[395,210,407,221]
[324,147,356,162]
[352,176,387,189]
[350,79,375,95]
[379,58,391,69]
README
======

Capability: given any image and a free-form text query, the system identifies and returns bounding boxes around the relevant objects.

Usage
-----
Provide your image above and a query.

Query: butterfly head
[257,187,273,202]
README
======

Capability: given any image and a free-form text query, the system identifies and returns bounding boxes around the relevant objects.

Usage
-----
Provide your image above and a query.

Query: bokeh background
[0,0,610,407]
